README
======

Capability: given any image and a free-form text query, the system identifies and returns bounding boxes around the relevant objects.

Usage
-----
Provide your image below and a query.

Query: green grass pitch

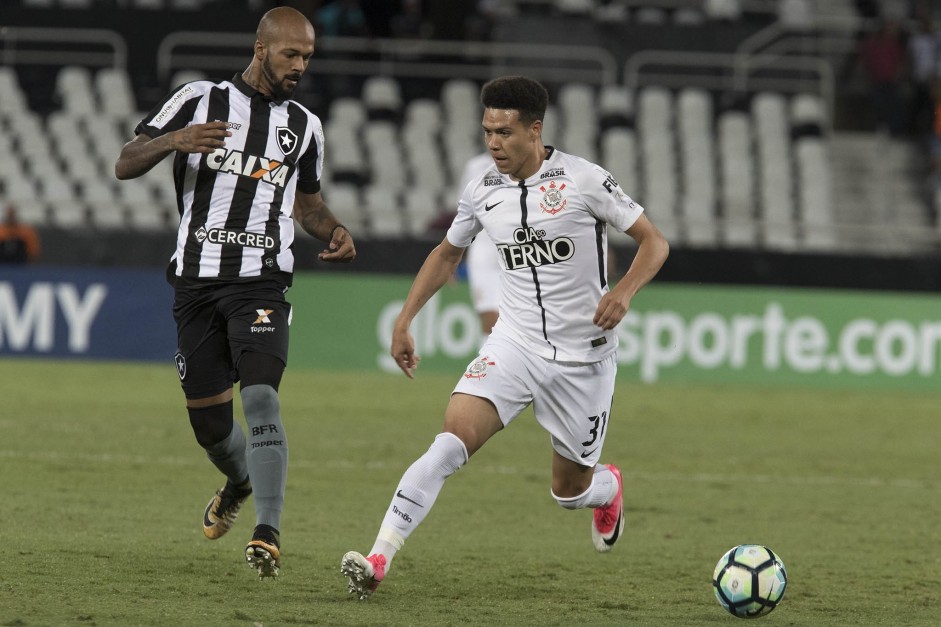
[1,357,938,626]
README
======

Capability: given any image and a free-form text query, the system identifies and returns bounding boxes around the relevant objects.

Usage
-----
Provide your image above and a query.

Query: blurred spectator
[0,204,41,264]
[908,12,939,136]
[858,18,908,136]
[316,0,370,37]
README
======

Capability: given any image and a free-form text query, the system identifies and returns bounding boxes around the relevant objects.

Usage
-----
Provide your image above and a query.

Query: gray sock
[205,423,249,485]
[241,384,287,531]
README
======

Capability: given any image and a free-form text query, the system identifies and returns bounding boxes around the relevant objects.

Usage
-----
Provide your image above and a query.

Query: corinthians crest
[463,355,496,380]
[539,180,567,214]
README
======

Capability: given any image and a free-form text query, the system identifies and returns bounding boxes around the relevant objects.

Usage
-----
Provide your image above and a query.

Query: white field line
[0,449,935,491]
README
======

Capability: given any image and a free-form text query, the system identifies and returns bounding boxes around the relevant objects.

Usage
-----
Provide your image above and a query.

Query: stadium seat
[752,92,795,249]
[363,121,405,189]
[328,97,367,128]
[440,78,479,125]
[677,88,712,138]
[704,0,742,20]
[86,118,125,166]
[598,84,633,130]
[633,7,667,24]
[88,201,128,230]
[363,184,406,238]
[561,125,597,163]
[362,76,402,121]
[0,67,30,114]
[795,137,835,250]
[558,82,598,137]
[718,111,757,248]
[10,199,49,227]
[541,104,560,147]
[95,67,138,118]
[790,92,826,137]
[637,87,679,242]
[49,203,89,229]
[404,98,443,133]
[677,88,717,245]
[54,65,98,116]
[778,0,813,31]
[601,128,639,198]
[673,8,706,25]
[443,129,480,185]
[126,205,173,231]
[594,1,628,23]
[323,183,367,234]
[116,178,154,205]
[40,177,75,203]
[1,173,39,206]
[556,0,595,16]
[401,187,441,237]
[404,138,448,195]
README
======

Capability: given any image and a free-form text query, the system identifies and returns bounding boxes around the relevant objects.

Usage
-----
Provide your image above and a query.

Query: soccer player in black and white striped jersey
[115,7,355,580]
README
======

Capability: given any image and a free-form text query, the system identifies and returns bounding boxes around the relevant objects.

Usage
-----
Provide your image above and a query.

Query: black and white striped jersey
[135,74,324,284]
[447,147,644,363]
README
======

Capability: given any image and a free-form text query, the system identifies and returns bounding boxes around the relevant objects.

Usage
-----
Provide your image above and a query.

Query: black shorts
[172,279,291,398]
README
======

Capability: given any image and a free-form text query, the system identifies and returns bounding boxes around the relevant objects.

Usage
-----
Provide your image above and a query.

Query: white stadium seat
[718,111,757,248]
[362,76,402,119]
[95,67,138,118]
[55,65,98,116]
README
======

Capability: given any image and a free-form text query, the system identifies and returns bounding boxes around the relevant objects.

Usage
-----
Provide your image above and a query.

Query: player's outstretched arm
[594,214,669,330]
[114,121,231,180]
[392,238,466,378]
[293,191,356,263]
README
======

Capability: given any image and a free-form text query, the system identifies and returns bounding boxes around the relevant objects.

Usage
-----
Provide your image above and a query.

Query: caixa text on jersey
[205,148,291,187]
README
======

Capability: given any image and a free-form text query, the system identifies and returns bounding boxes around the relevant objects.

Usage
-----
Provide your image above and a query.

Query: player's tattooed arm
[294,191,356,263]
[115,122,231,180]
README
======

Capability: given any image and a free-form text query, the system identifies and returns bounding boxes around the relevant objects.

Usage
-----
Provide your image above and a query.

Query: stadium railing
[156,33,619,88]
[0,26,127,70]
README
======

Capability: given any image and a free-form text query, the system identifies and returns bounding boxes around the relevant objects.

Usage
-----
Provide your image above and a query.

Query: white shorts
[452,332,618,467]
[465,232,502,313]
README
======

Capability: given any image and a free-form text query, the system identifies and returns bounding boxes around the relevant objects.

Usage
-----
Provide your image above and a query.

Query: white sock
[369,432,468,567]
[589,465,618,508]
[552,465,617,509]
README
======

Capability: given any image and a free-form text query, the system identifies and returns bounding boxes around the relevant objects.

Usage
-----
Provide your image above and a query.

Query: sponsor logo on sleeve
[152,85,194,126]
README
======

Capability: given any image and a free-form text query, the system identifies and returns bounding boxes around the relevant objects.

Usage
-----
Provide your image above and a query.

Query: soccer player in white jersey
[341,76,669,600]
[115,7,355,580]
[460,151,503,334]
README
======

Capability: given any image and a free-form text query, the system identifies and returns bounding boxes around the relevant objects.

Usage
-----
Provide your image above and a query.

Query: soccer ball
[712,544,787,618]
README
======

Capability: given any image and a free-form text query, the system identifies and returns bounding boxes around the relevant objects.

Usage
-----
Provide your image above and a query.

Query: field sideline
[1,357,938,626]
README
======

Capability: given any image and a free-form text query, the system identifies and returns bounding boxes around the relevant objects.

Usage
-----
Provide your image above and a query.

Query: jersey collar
[525,146,558,182]
[231,72,286,106]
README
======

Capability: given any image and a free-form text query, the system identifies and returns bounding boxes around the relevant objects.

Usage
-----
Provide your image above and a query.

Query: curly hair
[480,76,549,125]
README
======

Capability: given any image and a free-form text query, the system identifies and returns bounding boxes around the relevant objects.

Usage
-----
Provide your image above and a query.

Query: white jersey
[447,147,643,363]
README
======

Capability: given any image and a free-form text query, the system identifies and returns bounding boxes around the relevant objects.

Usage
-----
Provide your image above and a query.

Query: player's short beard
[262,56,299,101]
